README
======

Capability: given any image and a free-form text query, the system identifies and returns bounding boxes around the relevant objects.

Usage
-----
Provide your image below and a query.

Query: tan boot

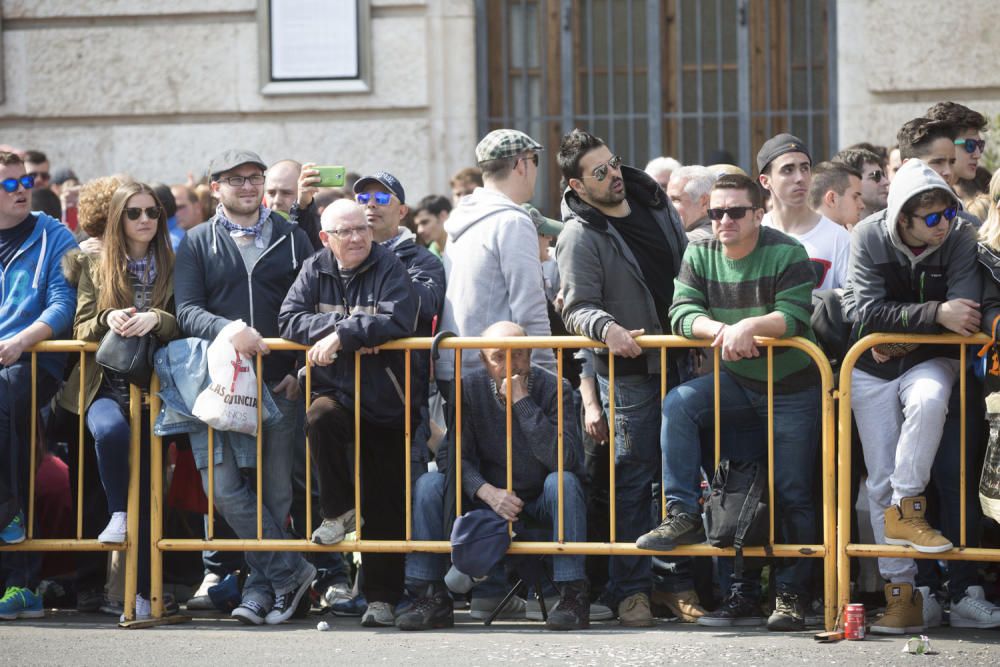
[870,582,925,635]
[884,496,953,553]
[651,589,706,622]
[617,592,655,627]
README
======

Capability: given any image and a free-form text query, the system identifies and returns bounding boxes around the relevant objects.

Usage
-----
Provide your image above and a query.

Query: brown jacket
[56,253,180,414]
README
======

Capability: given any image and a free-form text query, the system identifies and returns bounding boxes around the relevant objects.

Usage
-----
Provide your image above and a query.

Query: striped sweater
[669,226,818,393]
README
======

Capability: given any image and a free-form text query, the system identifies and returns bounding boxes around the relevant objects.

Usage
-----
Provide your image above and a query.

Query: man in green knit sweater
[636,173,821,631]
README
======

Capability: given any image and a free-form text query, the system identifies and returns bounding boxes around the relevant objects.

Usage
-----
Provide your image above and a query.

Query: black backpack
[704,459,770,577]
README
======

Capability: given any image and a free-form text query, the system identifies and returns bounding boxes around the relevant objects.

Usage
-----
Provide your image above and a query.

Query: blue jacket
[278,242,418,426]
[0,212,77,380]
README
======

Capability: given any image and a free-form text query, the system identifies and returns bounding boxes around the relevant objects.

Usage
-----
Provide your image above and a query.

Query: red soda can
[844,603,865,640]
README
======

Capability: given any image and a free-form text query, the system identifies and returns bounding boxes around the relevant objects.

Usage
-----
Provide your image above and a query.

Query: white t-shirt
[762,213,850,291]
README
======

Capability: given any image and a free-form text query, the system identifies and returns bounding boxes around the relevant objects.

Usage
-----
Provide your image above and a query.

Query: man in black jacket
[175,149,315,627]
[279,199,418,628]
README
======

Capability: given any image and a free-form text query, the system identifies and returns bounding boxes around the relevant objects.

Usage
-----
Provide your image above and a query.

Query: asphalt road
[1,611,998,666]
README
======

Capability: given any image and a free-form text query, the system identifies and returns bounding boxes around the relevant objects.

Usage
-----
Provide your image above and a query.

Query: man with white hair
[667,166,716,242]
[644,156,682,191]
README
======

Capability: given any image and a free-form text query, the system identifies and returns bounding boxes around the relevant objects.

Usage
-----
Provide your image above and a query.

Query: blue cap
[449,509,510,578]
[353,170,406,205]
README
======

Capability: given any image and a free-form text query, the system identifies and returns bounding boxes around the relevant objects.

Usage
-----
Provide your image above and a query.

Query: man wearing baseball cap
[174,148,316,626]
[437,129,556,393]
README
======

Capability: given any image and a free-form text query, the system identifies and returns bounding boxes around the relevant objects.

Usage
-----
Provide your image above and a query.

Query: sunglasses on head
[124,206,161,221]
[356,191,393,206]
[955,138,986,154]
[708,206,756,221]
[866,169,885,183]
[914,205,957,228]
[586,155,623,182]
[1,174,35,193]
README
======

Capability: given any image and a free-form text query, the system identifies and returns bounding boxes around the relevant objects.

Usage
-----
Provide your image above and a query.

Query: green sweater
[669,226,817,393]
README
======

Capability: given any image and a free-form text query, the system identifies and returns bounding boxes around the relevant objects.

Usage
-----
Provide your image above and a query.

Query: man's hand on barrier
[605,323,644,358]
[0,336,25,366]
[583,401,609,443]
[232,326,269,356]
[714,320,759,361]
[477,483,523,522]
[274,374,301,401]
[308,332,341,367]
[936,298,981,337]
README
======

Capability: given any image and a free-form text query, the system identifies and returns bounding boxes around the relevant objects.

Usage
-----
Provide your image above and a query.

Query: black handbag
[704,458,770,578]
[95,329,156,387]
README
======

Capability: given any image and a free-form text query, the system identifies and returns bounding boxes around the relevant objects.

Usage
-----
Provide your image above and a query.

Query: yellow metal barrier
[149,334,837,630]
[0,341,143,624]
[836,333,999,617]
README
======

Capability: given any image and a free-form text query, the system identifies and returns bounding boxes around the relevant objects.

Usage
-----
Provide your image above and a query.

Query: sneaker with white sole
[231,599,269,626]
[917,586,942,628]
[98,512,127,544]
[120,594,151,622]
[0,586,44,620]
[311,509,361,545]
[0,512,26,545]
[360,600,395,627]
[265,563,317,625]
[526,597,615,621]
[320,581,353,610]
[469,595,526,620]
[949,586,1000,629]
[186,572,222,610]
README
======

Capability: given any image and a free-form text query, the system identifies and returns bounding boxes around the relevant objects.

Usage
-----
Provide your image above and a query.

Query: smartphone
[315,165,346,188]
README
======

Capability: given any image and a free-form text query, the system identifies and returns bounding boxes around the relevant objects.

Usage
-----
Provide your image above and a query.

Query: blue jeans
[87,398,132,514]
[194,391,311,605]
[406,471,587,584]
[596,374,662,603]
[661,370,820,597]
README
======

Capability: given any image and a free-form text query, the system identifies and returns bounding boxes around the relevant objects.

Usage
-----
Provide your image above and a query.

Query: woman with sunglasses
[73,182,180,621]
[978,171,1000,333]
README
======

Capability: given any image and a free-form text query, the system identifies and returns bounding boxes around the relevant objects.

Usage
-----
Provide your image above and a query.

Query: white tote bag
[192,320,265,435]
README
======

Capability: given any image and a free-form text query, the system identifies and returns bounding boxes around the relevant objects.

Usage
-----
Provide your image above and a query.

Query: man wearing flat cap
[175,148,315,627]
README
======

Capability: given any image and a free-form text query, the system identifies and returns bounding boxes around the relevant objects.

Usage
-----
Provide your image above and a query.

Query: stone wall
[836,0,1000,152]
[0,0,478,200]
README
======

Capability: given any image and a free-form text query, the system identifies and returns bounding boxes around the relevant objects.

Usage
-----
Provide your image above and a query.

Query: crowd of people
[1,99,1000,637]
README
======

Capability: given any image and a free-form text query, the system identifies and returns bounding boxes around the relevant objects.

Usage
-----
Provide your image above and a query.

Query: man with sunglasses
[926,102,987,187]
[842,159,997,633]
[23,150,51,191]
[0,151,77,620]
[834,147,889,223]
[174,149,316,626]
[637,173,820,631]
[556,129,689,627]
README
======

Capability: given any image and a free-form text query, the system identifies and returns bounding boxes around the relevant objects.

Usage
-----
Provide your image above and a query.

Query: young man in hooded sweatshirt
[842,159,993,634]
[0,151,77,620]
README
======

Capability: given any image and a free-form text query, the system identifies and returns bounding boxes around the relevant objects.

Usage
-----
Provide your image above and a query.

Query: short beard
[584,177,626,207]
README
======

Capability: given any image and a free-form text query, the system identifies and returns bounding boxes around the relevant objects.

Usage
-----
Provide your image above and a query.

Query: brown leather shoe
[651,589,706,622]
[617,592,655,627]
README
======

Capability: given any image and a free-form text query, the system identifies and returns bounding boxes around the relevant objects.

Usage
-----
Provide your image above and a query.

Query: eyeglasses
[27,171,50,181]
[327,225,372,239]
[913,205,957,228]
[865,169,885,183]
[1,175,35,193]
[217,174,265,187]
[356,191,393,206]
[516,153,540,169]
[955,138,987,154]
[707,206,756,221]
[585,155,623,182]
[124,206,161,221]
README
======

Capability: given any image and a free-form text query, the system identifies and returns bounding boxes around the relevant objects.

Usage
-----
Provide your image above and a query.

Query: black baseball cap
[353,171,406,205]
[756,133,811,173]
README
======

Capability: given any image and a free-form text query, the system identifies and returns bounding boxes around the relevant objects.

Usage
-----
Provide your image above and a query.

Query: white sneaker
[311,509,361,545]
[120,594,151,622]
[950,586,1000,629]
[98,512,127,544]
[917,586,942,628]
[186,572,222,610]
[360,600,395,627]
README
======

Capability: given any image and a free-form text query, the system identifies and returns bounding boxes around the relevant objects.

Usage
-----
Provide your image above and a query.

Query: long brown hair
[96,182,174,312]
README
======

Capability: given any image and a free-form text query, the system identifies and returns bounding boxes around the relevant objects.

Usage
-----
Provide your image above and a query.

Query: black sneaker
[546,580,590,631]
[266,563,317,625]
[697,588,765,627]
[635,513,706,551]
[231,599,268,626]
[395,584,453,631]
[767,591,805,631]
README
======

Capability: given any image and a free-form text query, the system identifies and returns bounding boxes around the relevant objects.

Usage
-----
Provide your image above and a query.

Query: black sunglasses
[708,206,756,221]
[955,138,986,154]
[124,206,161,221]
[1,175,35,193]
[915,206,957,228]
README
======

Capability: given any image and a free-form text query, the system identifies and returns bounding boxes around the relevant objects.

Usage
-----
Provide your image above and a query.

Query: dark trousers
[305,396,405,604]
[0,362,58,590]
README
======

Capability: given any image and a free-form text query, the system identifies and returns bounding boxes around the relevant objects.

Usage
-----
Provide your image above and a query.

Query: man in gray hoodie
[437,129,555,391]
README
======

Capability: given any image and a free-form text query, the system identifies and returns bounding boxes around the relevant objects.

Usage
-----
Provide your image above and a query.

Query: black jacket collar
[564,165,667,230]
